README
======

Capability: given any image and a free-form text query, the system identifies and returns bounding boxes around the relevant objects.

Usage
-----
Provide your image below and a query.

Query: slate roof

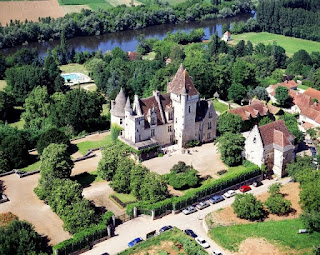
[259,120,294,148]
[111,88,126,117]
[167,64,199,96]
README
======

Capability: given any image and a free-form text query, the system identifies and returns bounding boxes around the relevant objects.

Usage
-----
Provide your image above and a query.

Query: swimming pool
[61,73,91,85]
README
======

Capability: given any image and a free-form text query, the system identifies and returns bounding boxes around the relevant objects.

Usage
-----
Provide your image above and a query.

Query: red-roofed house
[221,31,231,42]
[244,120,295,177]
[267,80,298,103]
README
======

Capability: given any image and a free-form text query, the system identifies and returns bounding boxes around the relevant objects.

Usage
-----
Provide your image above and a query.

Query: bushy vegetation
[217,112,243,135]
[0,219,48,255]
[279,113,303,144]
[36,128,70,155]
[232,193,264,221]
[166,161,200,190]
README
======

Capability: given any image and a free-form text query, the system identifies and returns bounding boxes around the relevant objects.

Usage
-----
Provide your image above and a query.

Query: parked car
[223,190,236,198]
[159,225,173,233]
[211,250,223,255]
[310,147,316,156]
[182,206,197,215]
[239,185,251,193]
[184,229,197,238]
[252,181,263,187]
[209,195,225,204]
[196,201,210,210]
[195,237,210,248]
[128,237,143,247]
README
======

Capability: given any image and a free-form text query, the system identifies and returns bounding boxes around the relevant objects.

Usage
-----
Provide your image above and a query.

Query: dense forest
[232,0,320,41]
[0,0,254,49]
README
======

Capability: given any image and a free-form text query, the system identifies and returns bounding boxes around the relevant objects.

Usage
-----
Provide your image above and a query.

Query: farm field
[231,32,320,56]
[0,0,65,25]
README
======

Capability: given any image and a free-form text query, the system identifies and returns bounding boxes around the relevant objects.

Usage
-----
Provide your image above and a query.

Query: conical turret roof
[111,88,126,117]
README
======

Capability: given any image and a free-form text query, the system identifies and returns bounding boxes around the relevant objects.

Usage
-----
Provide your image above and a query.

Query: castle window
[175,118,177,124]
[170,135,174,143]
[138,120,140,125]
[168,125,172,132]
[120,118,123,125]
[151,117,156,125]
[169,112,173,120]
[189,106,191,113]
[138,135,141,141]
[253,137,256,143]
[208,122,212,129]
[207,133,211,139]
[137,129,139,133]
[209,111,212,118]
[151,129,155,137]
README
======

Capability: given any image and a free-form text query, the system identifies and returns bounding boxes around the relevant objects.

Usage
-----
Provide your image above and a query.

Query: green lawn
[231,32,320,56]
[59,63,89,75]
[71,170,103,186]
[209,219,320,253]
[113,192,137,203]
[19,160,41,173]
[298,84,310,90]
[119,228,207,255]
[0,80,7,91]
[213,99,229,113]
[87,2,113,10]
[9,118,25,130]
[76,134,112,155]
[142,51,156,61]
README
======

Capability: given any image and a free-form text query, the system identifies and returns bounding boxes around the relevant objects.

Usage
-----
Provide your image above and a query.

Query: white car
[182,206,197,215]
[195,237,210,249]
[211,250,223,255]
[223,190,236,198]
[196,201,210,210]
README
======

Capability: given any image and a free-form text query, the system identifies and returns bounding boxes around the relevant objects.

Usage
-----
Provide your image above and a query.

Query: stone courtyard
[142,142,226,178]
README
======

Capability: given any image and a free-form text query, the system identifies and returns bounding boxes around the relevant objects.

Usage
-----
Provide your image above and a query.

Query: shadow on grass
[71,172,96,187]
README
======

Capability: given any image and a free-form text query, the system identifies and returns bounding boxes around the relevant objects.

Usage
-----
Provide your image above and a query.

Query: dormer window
[208,122,212,129]
[168,112,173,121]
[253,137,256,143]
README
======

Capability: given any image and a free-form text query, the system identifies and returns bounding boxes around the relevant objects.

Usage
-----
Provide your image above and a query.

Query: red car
[239,185,251,193]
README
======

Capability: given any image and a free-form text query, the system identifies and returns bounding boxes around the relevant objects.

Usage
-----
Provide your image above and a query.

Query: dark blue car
[159,225,173,233]
[184,229,197,238]
[310,147,317,157]
[128,237,143,247]
[209,195,225,204]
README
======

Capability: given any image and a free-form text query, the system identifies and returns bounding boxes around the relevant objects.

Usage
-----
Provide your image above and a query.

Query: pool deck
[61,72,92,85]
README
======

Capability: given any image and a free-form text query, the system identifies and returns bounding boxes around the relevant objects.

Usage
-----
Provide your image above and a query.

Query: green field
[112,192,137,203]
[59,63,89,75]
[0,80,7,91]
[76,134,112,155]
[213,99,228,113]
[231,32,320,56]
[119,228,207,255]
[209,219,320,253]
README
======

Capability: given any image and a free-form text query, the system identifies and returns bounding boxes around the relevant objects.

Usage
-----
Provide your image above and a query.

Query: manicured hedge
[127,165,261,217]
[53,211,114,255]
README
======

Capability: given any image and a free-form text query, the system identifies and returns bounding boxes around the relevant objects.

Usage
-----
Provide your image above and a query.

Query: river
[1,12,254,57]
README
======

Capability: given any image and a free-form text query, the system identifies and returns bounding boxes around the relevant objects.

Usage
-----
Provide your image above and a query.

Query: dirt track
[0,0,65,25]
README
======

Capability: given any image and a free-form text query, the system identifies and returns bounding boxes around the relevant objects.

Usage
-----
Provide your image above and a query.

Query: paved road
[83,177,291,255]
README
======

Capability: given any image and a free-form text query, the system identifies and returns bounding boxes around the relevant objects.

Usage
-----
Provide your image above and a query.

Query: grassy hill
[231,32,320,56]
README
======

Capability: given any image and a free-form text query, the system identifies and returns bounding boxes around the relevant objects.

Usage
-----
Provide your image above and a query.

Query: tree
[268,183,282,195]
[36,143,74,199]
[0,220,46,255]
[167,161,199,189]
[228,83,247,103]
[232,193,264,221]
[130,164,149,199]
[0,91,14,121]
[0,151,10,174]
[110,123,123,144]
[275,86,289,106]
[140,172,168,203]
[0,133,29,169]
[22,86,52,131]
[279,113,304,144]
[265,194,291,215]
[286,156,314,182]
[247,86,269,101]
[311,68,320,89]
[217,112,243,134]
[231,59,257,87]
[111,158,135,194]
[97,144,127,181]
[292,50,313,66]
[0,53,6,79]
[36,128,70,155]
[217,132,245,166]
[259,116,273,126]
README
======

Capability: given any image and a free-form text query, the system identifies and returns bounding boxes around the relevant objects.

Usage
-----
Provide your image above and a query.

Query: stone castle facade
[110,64,218,150]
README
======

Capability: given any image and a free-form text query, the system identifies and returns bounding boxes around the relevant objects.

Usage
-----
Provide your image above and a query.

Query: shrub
[36,128,70,155]
[167,169,199,190]
[268,183,282,195]
[186,140,201,148]
[265,194,291,215]
[232,193,264,221]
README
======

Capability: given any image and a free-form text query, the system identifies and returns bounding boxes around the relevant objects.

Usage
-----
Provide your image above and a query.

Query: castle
[110,64,218,150]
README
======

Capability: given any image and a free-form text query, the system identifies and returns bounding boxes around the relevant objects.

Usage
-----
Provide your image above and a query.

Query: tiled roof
[127,51,139,61]
[259,120,294,147]
[303,87,320,102]
[270,80,297,91]
[229,101,268,121]
[167,64,199,96]
[224,31,231,36]
[140,93,171,128]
